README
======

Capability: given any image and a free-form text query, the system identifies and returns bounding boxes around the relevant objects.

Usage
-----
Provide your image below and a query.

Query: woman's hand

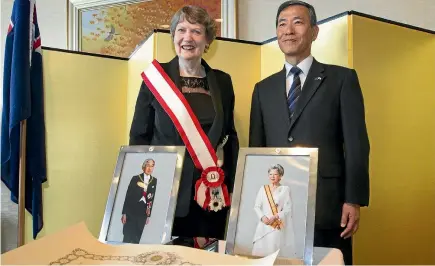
[268,215,277,223]
[261,216,270,225]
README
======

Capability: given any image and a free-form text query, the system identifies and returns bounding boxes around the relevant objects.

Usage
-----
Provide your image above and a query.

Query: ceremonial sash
[264,185,284,230]
[193,237,214,249]
[141,59,230,212]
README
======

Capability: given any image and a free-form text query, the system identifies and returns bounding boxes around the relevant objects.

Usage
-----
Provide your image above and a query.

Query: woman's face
[173,19,208,61]
[269,169,282,185]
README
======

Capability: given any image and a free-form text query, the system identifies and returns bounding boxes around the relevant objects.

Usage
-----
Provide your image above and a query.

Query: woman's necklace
[180,64,205,78]
[270,183,280,192]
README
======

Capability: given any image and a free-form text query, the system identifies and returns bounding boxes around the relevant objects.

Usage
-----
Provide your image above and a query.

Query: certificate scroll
[1,222,279,265]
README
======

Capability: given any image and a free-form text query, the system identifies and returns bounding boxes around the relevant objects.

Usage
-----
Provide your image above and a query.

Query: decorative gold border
[49,248,198,265]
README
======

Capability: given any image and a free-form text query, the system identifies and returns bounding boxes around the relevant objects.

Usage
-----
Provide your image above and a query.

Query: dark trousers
[123,215,147,244]
[314,228,353,265]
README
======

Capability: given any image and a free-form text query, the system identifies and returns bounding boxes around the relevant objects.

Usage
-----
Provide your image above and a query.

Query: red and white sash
[141,59,230,212]
[193,237,214,249]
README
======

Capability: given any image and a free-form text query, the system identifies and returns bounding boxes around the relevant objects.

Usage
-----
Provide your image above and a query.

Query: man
[249,1,370,264]
[121,158,158,244]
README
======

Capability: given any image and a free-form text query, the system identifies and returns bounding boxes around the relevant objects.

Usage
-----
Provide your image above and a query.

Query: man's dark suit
[122,173,157,243]
[129,56,239,239]
[249,58,370,263]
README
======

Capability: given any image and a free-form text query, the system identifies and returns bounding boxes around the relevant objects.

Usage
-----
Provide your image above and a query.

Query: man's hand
[146,217,150,225]
[340,203,360,239]
[121,214,127,224]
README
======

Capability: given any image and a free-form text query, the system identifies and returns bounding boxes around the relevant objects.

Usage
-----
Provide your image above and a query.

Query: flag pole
[18,120,27,247]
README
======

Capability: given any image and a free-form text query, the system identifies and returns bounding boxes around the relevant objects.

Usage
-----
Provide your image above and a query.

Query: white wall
[1,0,67,49]
[238,0,435,42]
[1,0,66,89]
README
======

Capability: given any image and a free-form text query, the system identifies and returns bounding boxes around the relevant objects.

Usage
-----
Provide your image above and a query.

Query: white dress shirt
[285,55,314,96]
[139,174,151,203]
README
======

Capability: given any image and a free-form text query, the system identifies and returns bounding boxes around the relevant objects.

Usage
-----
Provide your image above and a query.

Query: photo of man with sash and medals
[252,164,295,257]
[121,158,158,244]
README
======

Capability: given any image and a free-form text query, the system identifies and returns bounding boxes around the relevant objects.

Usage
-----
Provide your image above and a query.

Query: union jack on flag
[7,0,42,56]
[1,0,47,239]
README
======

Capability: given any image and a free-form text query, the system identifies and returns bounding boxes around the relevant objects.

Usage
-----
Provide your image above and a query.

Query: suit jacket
[122,173,157,219]
[249,58,370,229]
[129,56,239,217]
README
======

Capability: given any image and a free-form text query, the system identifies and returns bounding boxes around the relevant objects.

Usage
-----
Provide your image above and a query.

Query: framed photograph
[99,145,186,245]
[225,147,318,265]
[67,0,237,58]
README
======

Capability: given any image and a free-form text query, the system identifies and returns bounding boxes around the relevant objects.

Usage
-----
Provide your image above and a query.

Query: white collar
[285,55,314,77]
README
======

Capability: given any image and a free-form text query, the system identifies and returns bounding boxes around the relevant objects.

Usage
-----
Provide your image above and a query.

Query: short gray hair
[276,0,317,27]
[268,164,284,176]
[142,158,155,168]
[170,5,217,45]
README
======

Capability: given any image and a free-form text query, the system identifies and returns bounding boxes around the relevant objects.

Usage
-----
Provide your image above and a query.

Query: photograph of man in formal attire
[121,158,158,243]
[103,151,180,244]
[232,155,311,260]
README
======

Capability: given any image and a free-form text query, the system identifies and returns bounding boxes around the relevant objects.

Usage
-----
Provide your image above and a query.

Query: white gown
[251,185,296,257]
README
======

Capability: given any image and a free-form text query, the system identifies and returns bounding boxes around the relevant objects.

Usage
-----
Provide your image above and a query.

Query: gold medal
[137,181,145,188]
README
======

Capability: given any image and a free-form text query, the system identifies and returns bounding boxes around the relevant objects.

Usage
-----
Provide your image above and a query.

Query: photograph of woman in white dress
[252,164,296,257]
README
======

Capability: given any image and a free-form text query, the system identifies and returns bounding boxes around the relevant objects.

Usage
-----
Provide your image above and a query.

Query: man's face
[276,5,318,58]
[143,161,155,175]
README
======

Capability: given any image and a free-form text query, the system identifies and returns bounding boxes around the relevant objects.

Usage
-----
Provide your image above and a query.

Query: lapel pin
[315,77,322,81]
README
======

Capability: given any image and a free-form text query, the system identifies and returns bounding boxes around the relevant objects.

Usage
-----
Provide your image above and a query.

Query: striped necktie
[287,66,302,118]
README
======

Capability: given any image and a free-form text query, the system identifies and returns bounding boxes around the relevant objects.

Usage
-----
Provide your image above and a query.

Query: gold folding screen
[351,14,435,265]
[24,50,127,242]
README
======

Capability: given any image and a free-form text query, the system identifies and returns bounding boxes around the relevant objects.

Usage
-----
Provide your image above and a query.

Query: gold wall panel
[25,50,127,242]
[352,14,435,265]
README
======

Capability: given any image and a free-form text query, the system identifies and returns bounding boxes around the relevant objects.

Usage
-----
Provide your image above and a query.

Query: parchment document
[1,222,279,265]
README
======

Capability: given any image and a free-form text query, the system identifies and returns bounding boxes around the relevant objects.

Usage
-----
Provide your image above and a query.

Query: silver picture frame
[225,147,318,265]
[98,145,186,245]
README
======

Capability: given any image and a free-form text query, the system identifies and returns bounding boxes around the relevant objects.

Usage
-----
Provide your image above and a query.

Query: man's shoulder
[317,61,354,75]
[255,70,283,89]
[128,174,141,185]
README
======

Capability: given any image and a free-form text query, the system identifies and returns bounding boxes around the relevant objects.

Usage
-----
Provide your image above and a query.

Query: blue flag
[1,0,47,239]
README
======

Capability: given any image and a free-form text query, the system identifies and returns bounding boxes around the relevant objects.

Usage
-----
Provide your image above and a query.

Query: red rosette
[200,166,225,188]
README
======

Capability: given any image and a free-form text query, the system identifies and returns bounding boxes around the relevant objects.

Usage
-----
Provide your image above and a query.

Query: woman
[129,5,239,240]
[252,164,295,257]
